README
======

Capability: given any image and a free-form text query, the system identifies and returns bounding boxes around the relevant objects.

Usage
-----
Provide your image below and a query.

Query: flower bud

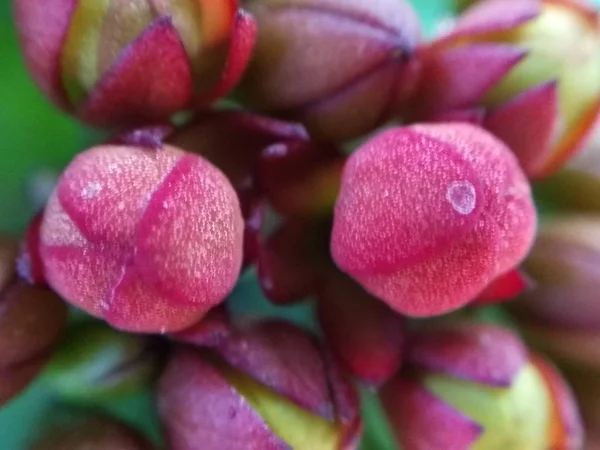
[30,413,153,450]
[238,0,422,141]
[0,237,67,407]
[39,144,244,333]
[15,0,257,127]
[45,322,160,401]
[381,322,583,450]
[414,0,600,178]
[511,214,600,373]
[331,123,536,317]
[158,320,362,450]
[317,271,405,386]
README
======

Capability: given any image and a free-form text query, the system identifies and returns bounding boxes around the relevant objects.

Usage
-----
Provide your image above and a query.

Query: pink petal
[102,266,208,333]
[157,349,288,450]
[441,0,540,43]
[79,16,193,126]
[415,44,525,118]
[484,81,560,177]
[14,0,77,109]
[317,272,405,386]
[381,376,482,450]
[109,124,174,149]
[215,321,335,420]
[134,155,244,308]
[407,323,528,387]
[196,10,258,105]
[472,269,533,305]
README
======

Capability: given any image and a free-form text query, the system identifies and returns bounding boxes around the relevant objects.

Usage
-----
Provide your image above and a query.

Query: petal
[440,0,540,43]
[428,108,486,125]
[484,81,560,177]
[415,44,525,118]
[16,212,46,286]
[380,376,483,450]
[79,16,193,126]
[134,154,243,308]
[15,0,77,108]
[407,323,528,387]
[215,321,335,420]
[157,349,288,450]
[197,10,258,105]
[170,306,232,348]
[472,269,533,305]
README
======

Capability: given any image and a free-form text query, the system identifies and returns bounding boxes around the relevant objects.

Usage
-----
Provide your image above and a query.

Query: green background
[1,0,597,448]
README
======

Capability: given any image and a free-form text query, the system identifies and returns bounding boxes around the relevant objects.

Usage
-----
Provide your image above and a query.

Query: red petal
[196,10,258,105]
[16,212,46,286]
[317,272,405,386]
[15,0,77,109]
[0,354,49,407]
[472,269,533,306]
[415,44,525,118]
[484,81,560,177]
[530,354,584,450]
[157,348,288,450]
[215,321,335,420]
[239,190,264,268]
[407,323,528,387]
[79,16,193,126]
[170,306,232,348]
[380,376,483,450]
[441,0,540,43]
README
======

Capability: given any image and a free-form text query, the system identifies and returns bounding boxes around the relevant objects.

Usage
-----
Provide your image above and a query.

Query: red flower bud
[331,123,536,317]
[15,0,257,127]
[413,0,600,178]
[39,144,244,333]
[0,237,67,407]
[238,0,422,141]
[158,320,362,450]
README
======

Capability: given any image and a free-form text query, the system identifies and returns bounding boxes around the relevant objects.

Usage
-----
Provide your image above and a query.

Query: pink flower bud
[381,322,583,450]
[15,0,257,127]
[39,144,244,333]
[238,0,422,141]
[331,123,536,317]
[0,237,67,407]
[158,320,362,450]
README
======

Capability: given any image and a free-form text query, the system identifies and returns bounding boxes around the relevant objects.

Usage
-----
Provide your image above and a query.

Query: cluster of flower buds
[412,0,600,179]
[0,237,67,406]
[381,321,583,450]
[5,0,600,447]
